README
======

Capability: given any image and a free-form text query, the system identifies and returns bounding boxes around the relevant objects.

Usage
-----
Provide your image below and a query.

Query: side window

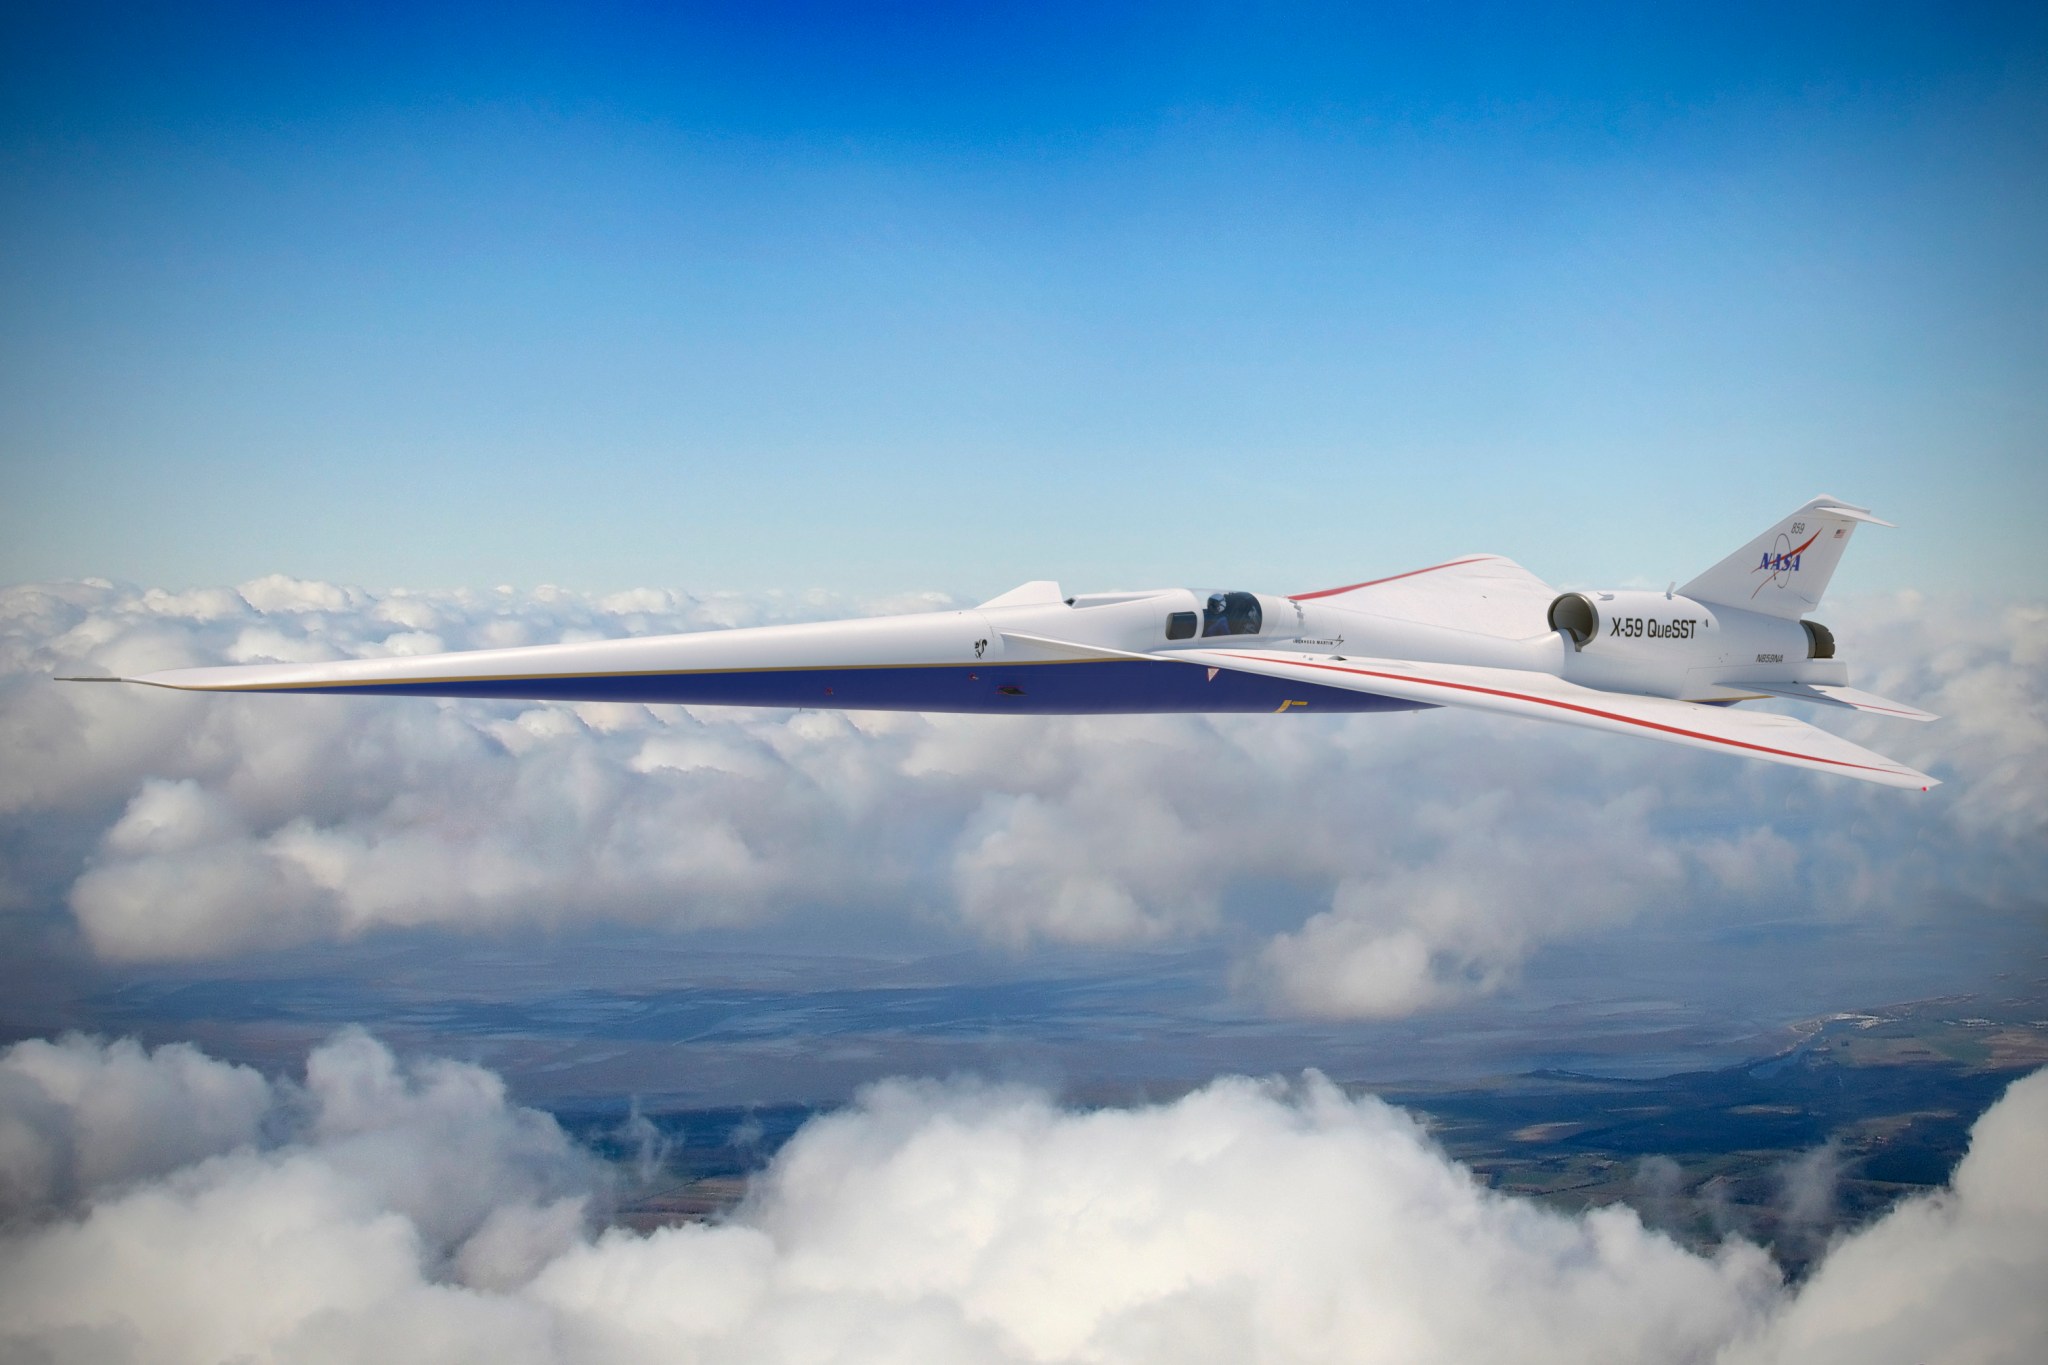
[1165,611,1197,640]
[1228,593,1262,635]
[1202,592,1263,637]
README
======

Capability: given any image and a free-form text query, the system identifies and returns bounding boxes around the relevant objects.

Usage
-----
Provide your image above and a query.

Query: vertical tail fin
[1678,496,1892,618]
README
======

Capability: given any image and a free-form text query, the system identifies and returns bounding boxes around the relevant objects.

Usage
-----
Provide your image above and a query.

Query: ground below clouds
[1,1031,2044,1365]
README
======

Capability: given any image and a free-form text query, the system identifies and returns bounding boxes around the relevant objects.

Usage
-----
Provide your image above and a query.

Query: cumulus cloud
[1244,787,1685,1016]
[1768,1139,1844,1268]
[1,579,2043,1017]
[2,1032,2043,1364]
[0,1031,597,1230]
[0,1031,600,1365]
[1722,1068,2048,1365]
[1826,595,2048,845]
[0,1034,271,1219]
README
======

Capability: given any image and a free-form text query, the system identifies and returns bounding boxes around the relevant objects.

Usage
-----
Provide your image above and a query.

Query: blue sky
[2,1,2044,600]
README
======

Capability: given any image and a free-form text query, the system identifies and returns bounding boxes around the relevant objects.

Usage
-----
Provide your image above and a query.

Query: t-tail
[1678,495,1893,619]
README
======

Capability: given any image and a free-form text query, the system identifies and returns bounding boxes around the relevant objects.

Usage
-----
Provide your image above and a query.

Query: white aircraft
[85,496,1938,788]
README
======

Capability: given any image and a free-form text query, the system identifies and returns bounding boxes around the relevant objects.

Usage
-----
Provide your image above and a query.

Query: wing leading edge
[1166,648,1937,789]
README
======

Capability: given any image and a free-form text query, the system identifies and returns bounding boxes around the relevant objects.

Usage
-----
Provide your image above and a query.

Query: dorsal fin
[977,580,1065,609]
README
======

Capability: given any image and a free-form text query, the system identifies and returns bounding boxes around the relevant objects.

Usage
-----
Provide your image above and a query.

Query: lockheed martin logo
[1752,525,1821,597]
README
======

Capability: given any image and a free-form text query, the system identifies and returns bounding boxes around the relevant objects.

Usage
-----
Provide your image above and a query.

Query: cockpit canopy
[1202,591,1262,637]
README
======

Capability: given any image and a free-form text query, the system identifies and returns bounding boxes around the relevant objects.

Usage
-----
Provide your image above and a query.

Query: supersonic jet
[79,497,1938,789]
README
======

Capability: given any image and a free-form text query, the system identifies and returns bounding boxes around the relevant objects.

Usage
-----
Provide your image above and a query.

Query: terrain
[554,989,2048,1273]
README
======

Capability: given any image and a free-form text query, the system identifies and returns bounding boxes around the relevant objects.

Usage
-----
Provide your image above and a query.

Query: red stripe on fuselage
[1290,556,1495,602]
[1210,654,1905,777]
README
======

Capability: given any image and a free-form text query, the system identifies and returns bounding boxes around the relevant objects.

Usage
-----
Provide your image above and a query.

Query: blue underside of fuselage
[275,659,1432,715]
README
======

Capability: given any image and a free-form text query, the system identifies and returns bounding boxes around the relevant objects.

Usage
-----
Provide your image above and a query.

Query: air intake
[1548,593,1598,650]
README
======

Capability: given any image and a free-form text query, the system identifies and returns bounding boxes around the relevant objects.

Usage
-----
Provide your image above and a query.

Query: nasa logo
[1752,527,1821,597]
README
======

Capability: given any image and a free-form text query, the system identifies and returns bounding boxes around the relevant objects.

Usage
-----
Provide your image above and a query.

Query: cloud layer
[2,578,2044,1016]
[2,1032,2043,1364]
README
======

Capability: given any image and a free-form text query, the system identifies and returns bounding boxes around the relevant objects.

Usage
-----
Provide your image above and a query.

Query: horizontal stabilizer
[1724,680,1938,722]
[1165,648,1937,789]
[1811,505,1896,527]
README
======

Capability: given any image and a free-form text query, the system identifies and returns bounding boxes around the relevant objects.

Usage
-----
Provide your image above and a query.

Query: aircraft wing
[1169,648,1938,789]
[1290,555,1559,640]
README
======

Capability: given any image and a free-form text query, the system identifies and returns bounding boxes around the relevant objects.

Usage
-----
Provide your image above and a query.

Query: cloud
[0,1031,596,1364]
[711,1073,1776,1363]
[1769,1139,1843,1268]
[1244,787,1685,1016]
[2,1031,2044,1364]
[0,1034,271,1220]
[0,1030,598,1231]
[1826,595,2048,845]
[1,579,2044,1017]
[1721,1068,2048,1365]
